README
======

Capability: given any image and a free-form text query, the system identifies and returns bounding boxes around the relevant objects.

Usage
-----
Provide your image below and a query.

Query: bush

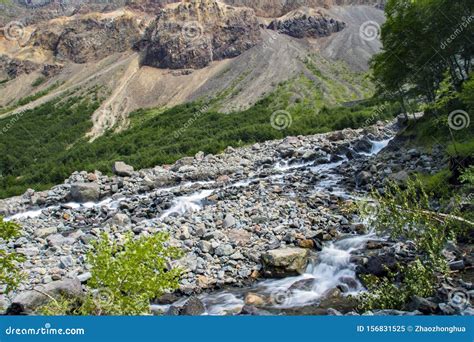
[39,232,183,315]
[358,178,464,310]
[360,259,435,311]
[0,216,25,296]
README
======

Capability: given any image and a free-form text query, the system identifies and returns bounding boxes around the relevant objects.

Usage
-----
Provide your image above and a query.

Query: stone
[406,295,438,314]
[109,213,131,227]
[10,278,83,313]
[180,296,205,316]
[70,183,100,202]
[77,272,92,283]
[215,244,234,257]
[244,293,266,307]
[34,227,58,238]
[222,214,236,228]
[196,275,211,288]
[47,234,75,247]
[355,171,372,187]
[216,175,231,183]
[16,247,39,256]
[288,278,315,292]
[261,248,309,278]
[59,256,74,269]
[449,260,465,271]
[297,239,314,249]
[389,170,409,184]
[198,241,212,254]
[357,253,398,278]
[112,161,134,177]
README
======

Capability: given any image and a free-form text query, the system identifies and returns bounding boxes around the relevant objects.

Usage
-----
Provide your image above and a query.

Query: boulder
[112,161,134,177]
[9,278,83,313]
[215,244,234,257]
[34,227,58,238]
[355,171,372,187]
[261,248,309,278]
[70,183,100,203]
[166,296,205,316]
[357,253,398,278]
[244,293,266,307]
[389,170,409,184]
[222,214,237,228]
[405,295,438,314]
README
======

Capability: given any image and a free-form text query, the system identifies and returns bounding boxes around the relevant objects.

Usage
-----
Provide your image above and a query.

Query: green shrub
[358,178,463,310]
[359,259,435,311]
[39,232,183,315]
[0,216,25,296]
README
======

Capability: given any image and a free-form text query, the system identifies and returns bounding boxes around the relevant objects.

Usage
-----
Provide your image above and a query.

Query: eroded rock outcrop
[29,11,147,63]
[139,0,261,69]
[268,7,346,39]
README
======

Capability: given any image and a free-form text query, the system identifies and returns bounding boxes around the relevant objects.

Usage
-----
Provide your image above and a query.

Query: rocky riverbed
[1,119,473,316]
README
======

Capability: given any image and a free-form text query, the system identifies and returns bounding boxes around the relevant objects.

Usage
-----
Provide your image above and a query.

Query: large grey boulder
[70,183,100,202]
[9,278,83,313]
[112,161,134,177]
[261,248,309,278]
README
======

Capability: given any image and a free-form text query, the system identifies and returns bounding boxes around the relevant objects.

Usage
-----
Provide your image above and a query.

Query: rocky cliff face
[28,11,148,63]
[268,7,346,38]
[139,0,262,69]
[223,0,385,17]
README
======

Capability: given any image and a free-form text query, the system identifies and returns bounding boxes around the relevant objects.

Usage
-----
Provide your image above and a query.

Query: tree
[372,0,474,104]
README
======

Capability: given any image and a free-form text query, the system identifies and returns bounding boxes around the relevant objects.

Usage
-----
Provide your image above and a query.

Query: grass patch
[31,77,46,87]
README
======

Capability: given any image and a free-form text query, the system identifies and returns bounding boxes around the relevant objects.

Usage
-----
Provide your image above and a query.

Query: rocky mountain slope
[0,0,384,138]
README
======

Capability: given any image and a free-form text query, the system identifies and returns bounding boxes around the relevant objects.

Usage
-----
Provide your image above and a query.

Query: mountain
[1,0,384,135]
[0,0,384,197]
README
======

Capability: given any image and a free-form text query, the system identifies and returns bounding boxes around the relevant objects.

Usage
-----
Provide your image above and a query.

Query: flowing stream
[6,137,393,315]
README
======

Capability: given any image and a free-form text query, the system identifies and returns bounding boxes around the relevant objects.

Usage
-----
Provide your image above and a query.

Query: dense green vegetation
[39,232,182,315]
[359,0,474,310]
[0,95,99,198]
[0,74,398,198]
[0,217,24,302]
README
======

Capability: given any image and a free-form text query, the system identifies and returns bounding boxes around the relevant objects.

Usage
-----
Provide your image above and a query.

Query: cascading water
[5,135,393,316]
